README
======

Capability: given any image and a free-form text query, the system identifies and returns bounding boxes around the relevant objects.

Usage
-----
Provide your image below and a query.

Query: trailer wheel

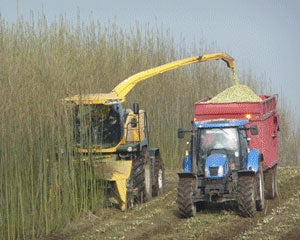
[131,149,152,204]
[177,177,196,218]
[237,175,257,217]
[152,153,165,197]
[264,165,278,199]
[256,163,265,211]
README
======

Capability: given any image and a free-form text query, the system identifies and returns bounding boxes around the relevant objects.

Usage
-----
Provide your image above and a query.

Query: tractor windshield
[199,128,239,152]
[74,104,123,149]
[198,128,240,169]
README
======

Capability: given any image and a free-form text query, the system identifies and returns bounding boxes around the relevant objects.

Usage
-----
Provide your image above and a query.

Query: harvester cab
[63,52,237,211]
[64,93,158,211]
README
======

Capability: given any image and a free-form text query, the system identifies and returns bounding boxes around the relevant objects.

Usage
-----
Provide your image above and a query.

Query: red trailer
[177,94,280,218]
[194,94,280,199]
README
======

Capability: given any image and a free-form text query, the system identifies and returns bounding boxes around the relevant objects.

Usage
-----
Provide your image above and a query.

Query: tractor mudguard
[245,149,260,172]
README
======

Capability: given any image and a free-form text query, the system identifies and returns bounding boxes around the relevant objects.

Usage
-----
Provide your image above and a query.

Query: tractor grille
[209,167,219,176]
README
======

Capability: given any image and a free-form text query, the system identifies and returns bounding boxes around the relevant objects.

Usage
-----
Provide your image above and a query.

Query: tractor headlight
[218,165,224,177]
[127,146,133,152]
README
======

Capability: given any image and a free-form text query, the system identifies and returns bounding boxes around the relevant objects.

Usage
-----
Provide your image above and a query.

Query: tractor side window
[239,129,248,168]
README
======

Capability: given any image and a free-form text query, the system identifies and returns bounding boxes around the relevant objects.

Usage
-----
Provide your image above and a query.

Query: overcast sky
[1,0,300,116]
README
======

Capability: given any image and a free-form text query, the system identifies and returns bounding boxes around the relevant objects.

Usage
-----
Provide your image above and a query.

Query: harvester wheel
[177,177,196,218]
[256,163,265,211]
[237,175,257,217]
[143,154,153,202]
[264,165,278,199]
[131,149,152,204]
[152,153,165,197]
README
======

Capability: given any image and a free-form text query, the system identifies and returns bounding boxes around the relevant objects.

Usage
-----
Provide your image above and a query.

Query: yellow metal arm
[111,52,235,98]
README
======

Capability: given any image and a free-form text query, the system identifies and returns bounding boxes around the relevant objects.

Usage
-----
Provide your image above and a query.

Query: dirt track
[50,167,300,240]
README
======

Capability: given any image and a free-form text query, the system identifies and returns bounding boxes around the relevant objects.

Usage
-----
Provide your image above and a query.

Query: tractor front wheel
[177,177,196,218]
[237,175,257,217]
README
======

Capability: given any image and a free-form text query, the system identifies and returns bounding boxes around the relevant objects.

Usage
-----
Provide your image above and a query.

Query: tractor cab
[194,119,259,177]
[195,120,250,175]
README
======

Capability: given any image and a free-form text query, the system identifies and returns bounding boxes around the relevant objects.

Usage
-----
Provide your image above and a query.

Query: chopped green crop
[208,84,262,103]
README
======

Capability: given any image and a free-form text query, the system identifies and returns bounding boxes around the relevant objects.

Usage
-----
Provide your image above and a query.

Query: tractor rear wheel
[177,177,196,218]
[237,175,257,217]
[152,153,165,197]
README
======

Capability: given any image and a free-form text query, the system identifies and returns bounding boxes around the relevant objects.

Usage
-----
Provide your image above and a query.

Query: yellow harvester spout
[111,52,235,98]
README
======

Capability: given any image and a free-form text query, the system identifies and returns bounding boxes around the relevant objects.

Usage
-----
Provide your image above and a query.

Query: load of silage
[207,84,262,103]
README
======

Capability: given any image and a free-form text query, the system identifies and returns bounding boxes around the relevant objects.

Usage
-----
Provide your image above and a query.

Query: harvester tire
[264,165,278,199]
[152,153,165,197]
[256,163,265,211]
[177,177,196,218]
[131,149,152,204]
[237,175,257,217]
[143,154,153,202]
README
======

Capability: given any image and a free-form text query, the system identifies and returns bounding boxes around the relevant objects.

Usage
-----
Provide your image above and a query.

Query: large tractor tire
[131,149,152,205]
[177,177,196,218]
[237,175,257,217]
[264,165,278,199]
[152,153,165,197]
[256,162,265,211]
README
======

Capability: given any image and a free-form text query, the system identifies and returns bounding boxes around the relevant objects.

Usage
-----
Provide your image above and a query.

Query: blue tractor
[177,119,264,217]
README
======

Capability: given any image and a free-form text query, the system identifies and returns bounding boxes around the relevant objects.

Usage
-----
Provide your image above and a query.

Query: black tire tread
[237,175,257,217]
[177,178,196,218]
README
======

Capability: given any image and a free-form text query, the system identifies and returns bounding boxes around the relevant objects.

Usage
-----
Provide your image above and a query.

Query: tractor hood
[205,153,229,178]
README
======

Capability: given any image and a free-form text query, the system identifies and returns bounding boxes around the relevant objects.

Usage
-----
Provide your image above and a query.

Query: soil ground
[47,167,300,240]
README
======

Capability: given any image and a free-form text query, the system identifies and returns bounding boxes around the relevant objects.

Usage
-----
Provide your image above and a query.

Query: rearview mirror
[177,128,185,139]
[133,103,139,115]
[250,125,258,135]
